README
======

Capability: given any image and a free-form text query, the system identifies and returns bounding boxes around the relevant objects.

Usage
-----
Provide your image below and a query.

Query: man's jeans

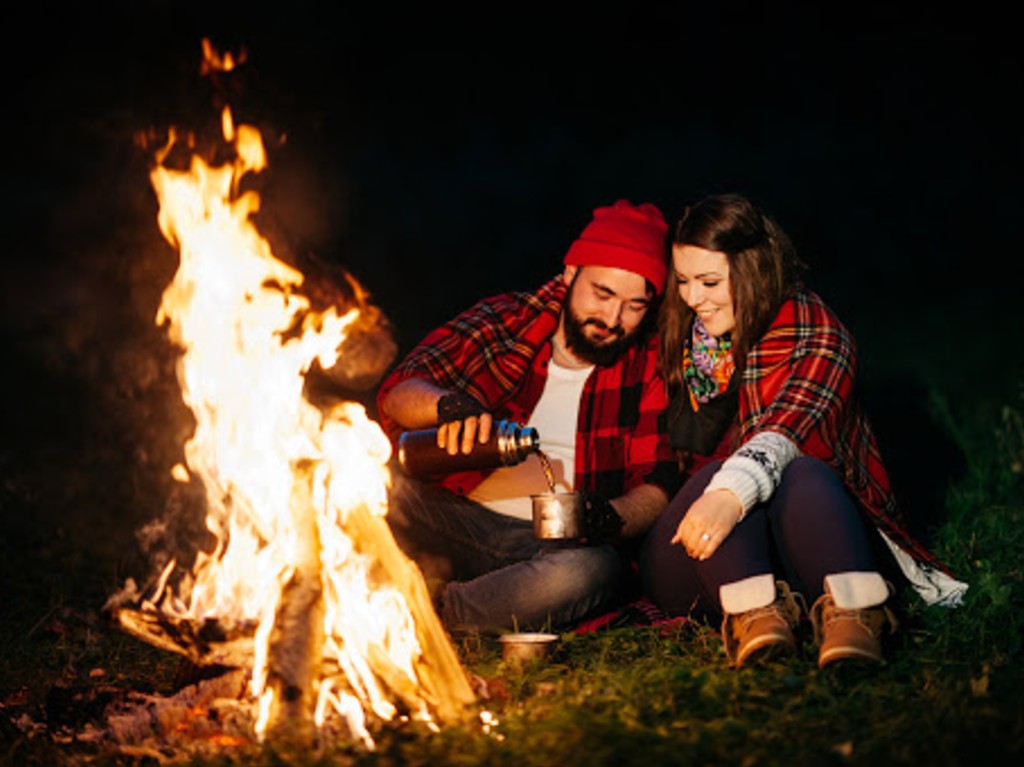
[386,467,630,633]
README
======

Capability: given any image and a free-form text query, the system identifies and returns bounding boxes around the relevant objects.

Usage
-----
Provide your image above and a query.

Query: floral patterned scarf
[683,317,735,410]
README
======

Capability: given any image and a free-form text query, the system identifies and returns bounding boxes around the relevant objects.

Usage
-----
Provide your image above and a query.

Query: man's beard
[562,302,646,367]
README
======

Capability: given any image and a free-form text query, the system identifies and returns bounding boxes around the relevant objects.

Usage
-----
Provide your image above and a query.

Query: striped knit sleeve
[704,431,801,516]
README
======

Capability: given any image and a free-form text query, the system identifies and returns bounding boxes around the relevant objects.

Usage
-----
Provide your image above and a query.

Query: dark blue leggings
[640,456,887,620]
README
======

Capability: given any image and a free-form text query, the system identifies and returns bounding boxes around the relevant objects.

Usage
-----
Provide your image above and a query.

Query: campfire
[103,40,477,754]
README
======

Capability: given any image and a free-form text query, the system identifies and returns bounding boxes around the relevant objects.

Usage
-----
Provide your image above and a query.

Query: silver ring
[700,532,711,542]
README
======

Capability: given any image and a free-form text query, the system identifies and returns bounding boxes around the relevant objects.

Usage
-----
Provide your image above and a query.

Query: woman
[640,193,966,668]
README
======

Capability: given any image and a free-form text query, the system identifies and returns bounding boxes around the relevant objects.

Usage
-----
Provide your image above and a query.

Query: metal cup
[531,492,584,540]
[498,632,558,665]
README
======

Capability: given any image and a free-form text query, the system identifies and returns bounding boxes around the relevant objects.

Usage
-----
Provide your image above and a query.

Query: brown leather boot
[722,581,804,668]
[811,584,898,668]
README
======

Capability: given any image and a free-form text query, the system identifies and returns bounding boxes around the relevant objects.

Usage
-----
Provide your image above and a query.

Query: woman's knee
[770,456,862,537]
[786,455,840,483]
[774,457,847,509]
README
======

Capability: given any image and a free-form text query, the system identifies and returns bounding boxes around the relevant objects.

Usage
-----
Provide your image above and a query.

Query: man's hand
[435,392,492,455]
[436,392,485,424]
[436,414,494,455]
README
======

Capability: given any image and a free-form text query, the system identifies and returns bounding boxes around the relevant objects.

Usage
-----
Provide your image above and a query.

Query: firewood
[260,461,324,749]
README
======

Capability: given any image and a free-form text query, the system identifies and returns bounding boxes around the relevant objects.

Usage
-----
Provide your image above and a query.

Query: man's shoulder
[457,276,563,315]
[449,277,564,333]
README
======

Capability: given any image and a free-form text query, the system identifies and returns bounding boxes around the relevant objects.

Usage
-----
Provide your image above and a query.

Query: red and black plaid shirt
[740,291,953,575]
[376,276,678,499]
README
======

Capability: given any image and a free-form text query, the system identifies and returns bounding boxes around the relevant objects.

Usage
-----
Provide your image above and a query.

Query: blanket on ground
[572,595,690,634]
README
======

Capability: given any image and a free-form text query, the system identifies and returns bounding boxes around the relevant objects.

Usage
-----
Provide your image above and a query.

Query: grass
[1,334,1022,766]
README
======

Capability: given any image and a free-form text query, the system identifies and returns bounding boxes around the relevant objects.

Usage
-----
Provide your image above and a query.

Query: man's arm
[378,378,450,430]
[611,483,670,539]
[610,337,677,538]
[379,378,493,454]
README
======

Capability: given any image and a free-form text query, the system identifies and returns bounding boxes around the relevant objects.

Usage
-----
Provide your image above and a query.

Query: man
[376,200,679,634]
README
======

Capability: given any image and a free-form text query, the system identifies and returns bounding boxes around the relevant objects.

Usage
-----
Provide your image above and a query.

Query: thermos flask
[397,420,540,477]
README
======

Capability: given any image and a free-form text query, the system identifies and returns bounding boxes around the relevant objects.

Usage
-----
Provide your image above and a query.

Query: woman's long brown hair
[658,194,807,393]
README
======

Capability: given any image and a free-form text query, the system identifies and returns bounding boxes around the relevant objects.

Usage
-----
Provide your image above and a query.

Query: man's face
[562,265,653,366]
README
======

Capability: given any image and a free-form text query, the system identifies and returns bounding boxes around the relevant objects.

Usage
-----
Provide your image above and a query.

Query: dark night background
[1,3,1022,612]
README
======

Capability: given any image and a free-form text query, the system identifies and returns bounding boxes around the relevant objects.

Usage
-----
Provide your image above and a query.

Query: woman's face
[672,244,735,337]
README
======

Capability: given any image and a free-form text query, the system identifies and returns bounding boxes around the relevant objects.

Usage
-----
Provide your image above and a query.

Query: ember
[104,39,476,753]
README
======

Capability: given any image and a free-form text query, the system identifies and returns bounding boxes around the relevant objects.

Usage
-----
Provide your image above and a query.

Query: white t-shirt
[467,358,594,519]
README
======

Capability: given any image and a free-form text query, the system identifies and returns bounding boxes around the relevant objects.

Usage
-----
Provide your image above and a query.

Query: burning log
[258,459,325,749]
[113,608,254,668]
[342,501,476,726]
[110,448,477,739]
[299,257,398,399]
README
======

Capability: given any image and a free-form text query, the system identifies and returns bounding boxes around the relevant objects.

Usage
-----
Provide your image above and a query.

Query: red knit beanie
[564,200,668,294]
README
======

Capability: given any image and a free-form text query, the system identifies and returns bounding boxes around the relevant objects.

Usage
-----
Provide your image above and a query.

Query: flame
[139,47,474,747]
[200,37,246,75]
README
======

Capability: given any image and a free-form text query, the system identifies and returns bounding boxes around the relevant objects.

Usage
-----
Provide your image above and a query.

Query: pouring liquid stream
[537,450,558,494]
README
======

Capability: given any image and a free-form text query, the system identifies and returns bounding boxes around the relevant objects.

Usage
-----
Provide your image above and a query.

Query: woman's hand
[671,489,743,560]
